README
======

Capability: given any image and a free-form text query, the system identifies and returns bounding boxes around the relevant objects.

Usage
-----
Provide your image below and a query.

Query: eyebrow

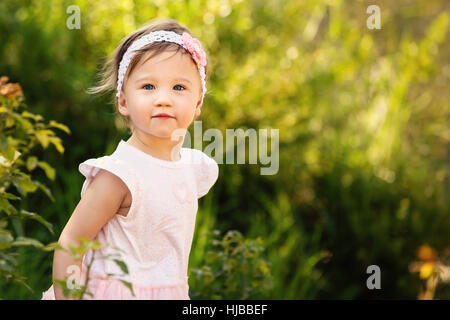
[135,76,192,85]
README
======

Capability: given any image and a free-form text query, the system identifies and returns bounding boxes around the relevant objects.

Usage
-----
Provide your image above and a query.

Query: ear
[118,91,129,116]
[194,99,202,118]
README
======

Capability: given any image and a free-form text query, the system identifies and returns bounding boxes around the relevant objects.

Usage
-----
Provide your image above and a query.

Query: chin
[150,130,177,139]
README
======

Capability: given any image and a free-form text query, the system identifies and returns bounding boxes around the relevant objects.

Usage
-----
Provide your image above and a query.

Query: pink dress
[41,140,219,300]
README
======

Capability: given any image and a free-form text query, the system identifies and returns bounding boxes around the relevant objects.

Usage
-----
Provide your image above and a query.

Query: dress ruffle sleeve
[194,151,219,198]
[78,156,136,201]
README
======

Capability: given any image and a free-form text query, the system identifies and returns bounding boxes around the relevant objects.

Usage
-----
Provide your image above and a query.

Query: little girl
[41,18,219,300]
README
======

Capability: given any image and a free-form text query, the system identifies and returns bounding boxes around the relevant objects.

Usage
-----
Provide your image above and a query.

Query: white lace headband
[116,30,207,106]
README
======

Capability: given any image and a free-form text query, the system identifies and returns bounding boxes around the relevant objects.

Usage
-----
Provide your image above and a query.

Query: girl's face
[118,49,202,139]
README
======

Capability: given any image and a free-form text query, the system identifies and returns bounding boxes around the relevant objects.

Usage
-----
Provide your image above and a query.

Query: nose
[153,88,173,107]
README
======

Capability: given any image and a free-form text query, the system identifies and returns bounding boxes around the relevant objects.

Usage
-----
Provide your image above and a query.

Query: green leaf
[31,180,55,202]
[21,111,43,122]
[68,243,81,260]
[48,136,65,154]
[26,156,38,171]
[35,131,50,148]
[0,250,18,266]
[5,117,15,128]
[14,116,33,131]
[11,236,44,249]
[37,161,56,180]
[113,259,129,274]
[1,192,21,201]
[90,240,103,250]
[14,173,38,193]
[119,280,135,297]
[48,120,71,135]
[43,241,64,252]
[19,209,54,235]
[0,229,14,250]
[1,147,18,163]
[0,197,17,215]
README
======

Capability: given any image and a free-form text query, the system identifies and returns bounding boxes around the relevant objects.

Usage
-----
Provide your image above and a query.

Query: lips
[152,113,174,118]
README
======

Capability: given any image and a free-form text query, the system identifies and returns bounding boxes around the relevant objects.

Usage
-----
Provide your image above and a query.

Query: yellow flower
[420,262,435,279]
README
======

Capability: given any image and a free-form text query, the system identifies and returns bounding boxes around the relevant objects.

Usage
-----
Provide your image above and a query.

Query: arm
[52,169,128,300]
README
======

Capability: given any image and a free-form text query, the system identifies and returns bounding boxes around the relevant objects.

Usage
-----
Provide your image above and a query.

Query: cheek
[180,108,198,125]
[128,96,149,111]
[131,93,148,105]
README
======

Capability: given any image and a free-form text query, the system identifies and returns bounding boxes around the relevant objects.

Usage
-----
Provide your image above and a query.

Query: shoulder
[185,149,219,198]
[79,155,135,178]
[183,148,218,167]
[78,155,135,199]
[60,158,129,243]
[84,165,128,200]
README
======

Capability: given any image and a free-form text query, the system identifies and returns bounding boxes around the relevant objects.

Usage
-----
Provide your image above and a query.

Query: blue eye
[142,84,186,91]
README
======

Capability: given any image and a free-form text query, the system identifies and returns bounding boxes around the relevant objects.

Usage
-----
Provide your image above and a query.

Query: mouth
[152,114,175,119]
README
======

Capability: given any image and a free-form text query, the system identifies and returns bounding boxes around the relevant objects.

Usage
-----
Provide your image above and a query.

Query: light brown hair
[87,18,209,133]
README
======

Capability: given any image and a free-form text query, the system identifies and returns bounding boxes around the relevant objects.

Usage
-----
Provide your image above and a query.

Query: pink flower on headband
[182,32,207,67]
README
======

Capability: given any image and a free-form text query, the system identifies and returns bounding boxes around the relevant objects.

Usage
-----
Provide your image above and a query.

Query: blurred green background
[0,0,449,299]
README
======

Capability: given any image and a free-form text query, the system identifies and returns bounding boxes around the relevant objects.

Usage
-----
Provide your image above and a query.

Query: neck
[127,131,183,161]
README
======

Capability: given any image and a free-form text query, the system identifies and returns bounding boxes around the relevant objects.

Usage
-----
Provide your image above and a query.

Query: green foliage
[189,229,273,300]
[246,192,331,299]
[0,76,70,297]
[0,0,448,299]
[51,237,134,300]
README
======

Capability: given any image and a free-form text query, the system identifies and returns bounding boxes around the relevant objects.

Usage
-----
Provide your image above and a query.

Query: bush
[0,76,70,297]
[189,229,274,300]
